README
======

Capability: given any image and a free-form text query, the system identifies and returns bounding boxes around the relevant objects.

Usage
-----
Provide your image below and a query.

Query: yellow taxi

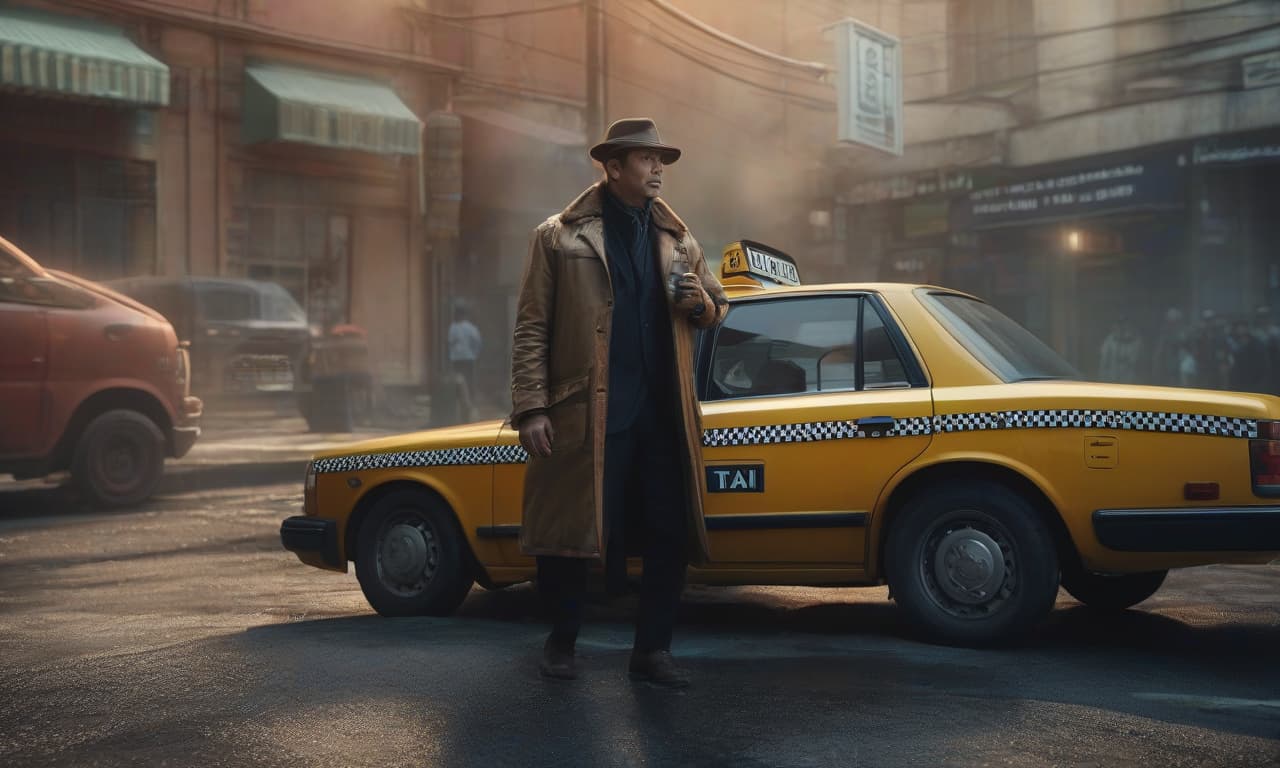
[281,241,1280,646]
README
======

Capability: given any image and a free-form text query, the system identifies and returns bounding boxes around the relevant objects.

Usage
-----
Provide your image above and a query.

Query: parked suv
[105,276,310,396]
[109,276,377,432]
[0,235,202,507]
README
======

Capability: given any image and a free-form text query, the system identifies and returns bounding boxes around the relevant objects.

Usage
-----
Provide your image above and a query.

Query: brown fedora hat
[589,117,681,164]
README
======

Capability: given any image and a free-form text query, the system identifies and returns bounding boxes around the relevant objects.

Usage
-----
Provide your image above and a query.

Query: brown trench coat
[510,181,729,562]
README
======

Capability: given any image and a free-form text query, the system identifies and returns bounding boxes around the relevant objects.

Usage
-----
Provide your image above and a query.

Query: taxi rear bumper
[1093,507,1280,552]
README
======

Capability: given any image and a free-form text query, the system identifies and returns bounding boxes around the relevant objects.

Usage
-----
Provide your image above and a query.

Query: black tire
[886,482,1060,646]
[1061,567,1167,611]
[70,409,166,508]
[354,489,474,617]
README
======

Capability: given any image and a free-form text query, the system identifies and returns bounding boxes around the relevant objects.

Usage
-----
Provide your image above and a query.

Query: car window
[919,290,1079,382]
[198,285,256,322]
[0,273,93,309]
[707,296,859,400]
[0,248,37,279]
[860,300,912,389]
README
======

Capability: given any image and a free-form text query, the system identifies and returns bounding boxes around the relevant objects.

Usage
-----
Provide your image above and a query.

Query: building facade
[834,0,1280,387]
[0,0,459,388]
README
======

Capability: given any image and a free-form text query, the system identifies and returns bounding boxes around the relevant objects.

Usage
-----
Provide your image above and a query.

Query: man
[510,118,728,687]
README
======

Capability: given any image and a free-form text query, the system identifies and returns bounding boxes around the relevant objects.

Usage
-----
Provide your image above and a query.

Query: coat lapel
[562,182,610,283]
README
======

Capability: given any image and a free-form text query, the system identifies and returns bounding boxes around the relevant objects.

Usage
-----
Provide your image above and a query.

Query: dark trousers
[537,399,688,653]
[451,359,476,390]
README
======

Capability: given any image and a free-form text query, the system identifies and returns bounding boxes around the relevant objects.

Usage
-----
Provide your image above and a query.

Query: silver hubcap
[919,511,1018,619]
[933,527,1006,605]
[378,520,438,595]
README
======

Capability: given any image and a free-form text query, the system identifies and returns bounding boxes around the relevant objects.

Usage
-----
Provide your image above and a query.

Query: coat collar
[560,181,688,237]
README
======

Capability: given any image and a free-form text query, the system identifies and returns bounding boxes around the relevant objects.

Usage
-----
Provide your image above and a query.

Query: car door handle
[856,416,896,436]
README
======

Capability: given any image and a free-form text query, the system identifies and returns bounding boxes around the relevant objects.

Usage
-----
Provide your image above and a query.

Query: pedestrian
[509,117,728,687]
[448,302,482,411]
[1254,306,1280,394]
[1150,307,1186,386]
[1228,319,1268,393]
[1098,317,1144,383]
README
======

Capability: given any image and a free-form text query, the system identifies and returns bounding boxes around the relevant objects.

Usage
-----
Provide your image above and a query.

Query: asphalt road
[1,483,1278,768]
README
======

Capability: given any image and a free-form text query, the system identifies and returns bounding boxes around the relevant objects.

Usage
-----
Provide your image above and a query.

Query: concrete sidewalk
[163,389,506,494]
[158,410,400,495]
[1,392,508,503]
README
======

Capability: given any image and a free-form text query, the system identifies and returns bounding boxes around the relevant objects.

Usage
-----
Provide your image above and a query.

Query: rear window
[198,285,256,322]
[918,290,1079,382]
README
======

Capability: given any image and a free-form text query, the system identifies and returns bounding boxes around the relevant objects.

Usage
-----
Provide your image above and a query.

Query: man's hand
[673,272,705,313]
[518,413,555,458]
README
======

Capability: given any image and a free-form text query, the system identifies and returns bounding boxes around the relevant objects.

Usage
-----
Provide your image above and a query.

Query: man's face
[607,150,664,203]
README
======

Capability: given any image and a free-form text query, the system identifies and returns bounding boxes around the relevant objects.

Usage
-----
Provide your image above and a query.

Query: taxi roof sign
[720,240,802,288]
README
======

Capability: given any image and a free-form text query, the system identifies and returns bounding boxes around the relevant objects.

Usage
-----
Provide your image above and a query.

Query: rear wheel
[1061,567,1167,611]
[71,409,165,508]
[886,482,1060,646]
[355,489,474,616]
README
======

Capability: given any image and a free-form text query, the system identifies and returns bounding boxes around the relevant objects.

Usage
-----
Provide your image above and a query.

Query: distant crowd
[1098,307,1280,394]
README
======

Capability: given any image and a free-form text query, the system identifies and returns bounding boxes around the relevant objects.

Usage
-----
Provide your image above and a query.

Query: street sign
[1243,51,1280,90]
[834,19,903,156]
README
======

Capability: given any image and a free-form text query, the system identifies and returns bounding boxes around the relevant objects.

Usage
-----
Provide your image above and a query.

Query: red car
[0,235,202,507]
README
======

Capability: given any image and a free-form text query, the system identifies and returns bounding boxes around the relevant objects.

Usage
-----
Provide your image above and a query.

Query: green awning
[243,62,422,155]
[0,7,168,106]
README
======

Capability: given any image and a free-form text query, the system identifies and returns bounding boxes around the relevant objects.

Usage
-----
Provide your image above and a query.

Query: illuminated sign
[721,240,802,287]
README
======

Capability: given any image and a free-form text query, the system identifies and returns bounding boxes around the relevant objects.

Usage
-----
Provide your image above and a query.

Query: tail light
[1249,420,1280,497]
[303,461,319,516]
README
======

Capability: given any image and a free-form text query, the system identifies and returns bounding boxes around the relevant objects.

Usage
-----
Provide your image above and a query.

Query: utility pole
[584,0,606,141]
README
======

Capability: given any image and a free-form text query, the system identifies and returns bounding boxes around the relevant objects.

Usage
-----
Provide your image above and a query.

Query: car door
[696,292,933,567]
[0,248,50,458]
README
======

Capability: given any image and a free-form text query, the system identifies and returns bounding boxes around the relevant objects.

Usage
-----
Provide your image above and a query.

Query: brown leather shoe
[628,650,689,688]
[539,635,577,680]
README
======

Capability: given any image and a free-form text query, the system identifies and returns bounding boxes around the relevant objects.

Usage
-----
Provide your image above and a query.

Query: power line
[609,3,829,82]
[606,4,836,91]
[403,1,1280,117]
[907,17,1280,105]
[407,0,581,22]
[642,0,830,76]
[399,5,586,67]
[603,6,834,110]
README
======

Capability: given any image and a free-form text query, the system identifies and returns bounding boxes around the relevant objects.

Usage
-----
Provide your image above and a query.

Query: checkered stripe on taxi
[702,417,934,447]
[701,409,1255,447]
[313,445,529,474]
[313,409,1256,473]
[933,409,1256,438]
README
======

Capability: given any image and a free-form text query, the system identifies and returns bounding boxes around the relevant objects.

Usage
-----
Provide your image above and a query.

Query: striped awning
[242,62,422,156]
[0,7,169,107]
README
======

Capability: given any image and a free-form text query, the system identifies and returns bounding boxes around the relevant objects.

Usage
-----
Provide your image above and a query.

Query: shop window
[0,146,155,280]
[235,170,351,327]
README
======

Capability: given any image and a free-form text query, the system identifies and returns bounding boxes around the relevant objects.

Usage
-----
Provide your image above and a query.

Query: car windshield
[918,290,1079,382]
[260,284,307,323]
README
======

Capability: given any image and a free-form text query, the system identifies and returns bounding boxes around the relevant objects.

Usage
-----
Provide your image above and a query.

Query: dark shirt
[600,184,675,434]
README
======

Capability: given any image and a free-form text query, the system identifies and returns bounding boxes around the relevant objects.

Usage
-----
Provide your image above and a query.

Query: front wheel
[886,482,1060,646]
[1061,567,1167,611]
[71,409,165,508]
[355,489,474,617]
